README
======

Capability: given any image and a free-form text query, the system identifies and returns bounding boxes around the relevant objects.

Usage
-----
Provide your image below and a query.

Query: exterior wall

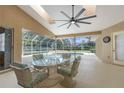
[0,5,55,63]
[96,21,124,64]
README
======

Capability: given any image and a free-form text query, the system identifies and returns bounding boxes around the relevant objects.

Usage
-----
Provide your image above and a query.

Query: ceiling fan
[53,5,97,29]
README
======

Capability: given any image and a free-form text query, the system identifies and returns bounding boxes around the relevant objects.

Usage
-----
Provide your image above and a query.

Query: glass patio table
[32,54,65,75]
[32,54,66,87]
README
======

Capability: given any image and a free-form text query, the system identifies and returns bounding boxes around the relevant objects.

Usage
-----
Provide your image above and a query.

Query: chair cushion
[57,67,71,76]
[32,71,48,85]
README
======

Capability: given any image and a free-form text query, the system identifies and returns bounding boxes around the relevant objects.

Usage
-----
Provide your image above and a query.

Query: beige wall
[96,21,124,64]
[95,35,102,60]
[0,5,55,62]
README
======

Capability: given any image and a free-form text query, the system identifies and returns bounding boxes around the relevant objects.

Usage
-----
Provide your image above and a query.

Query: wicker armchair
[57,56,81,87]
[61,53,71,66]
[32,54,46,70]
[10,63,48,88]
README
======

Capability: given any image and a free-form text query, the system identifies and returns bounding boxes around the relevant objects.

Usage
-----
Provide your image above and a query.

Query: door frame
[113,31,124,65]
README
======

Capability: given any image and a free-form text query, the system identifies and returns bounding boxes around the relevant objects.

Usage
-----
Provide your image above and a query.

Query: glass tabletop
[32,54,64,66]
[32,53,81,67]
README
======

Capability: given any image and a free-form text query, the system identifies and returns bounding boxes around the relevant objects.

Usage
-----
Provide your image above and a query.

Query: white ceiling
[18,5,124,35]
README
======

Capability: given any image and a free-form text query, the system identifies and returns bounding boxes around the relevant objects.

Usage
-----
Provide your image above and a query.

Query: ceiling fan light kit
[54,5,97,29]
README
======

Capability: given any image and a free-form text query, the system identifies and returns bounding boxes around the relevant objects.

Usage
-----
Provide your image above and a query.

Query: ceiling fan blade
[72,5,74,18]
[77,15,97,21]
[60,11,71,19]
[58,22,70,28]
[67,23,72,29]
[74,23,80,28]
[75,8,86,19]
[77,21,91,24]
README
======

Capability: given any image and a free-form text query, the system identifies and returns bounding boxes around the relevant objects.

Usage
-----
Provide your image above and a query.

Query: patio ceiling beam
[56,31,102,38]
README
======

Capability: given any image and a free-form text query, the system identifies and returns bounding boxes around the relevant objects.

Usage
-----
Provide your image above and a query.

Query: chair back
[71,56,81,77]
[62,53,71,66]
[62,53,71,59]
[10,63,33,87]
[33,54,43,61]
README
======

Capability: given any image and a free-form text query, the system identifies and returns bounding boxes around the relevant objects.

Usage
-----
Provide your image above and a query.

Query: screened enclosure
[22,30,55,55]
[55,37,96,53]
[22,30,96,56]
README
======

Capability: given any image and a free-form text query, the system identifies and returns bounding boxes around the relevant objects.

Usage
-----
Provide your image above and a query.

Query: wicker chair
[32,54,46,70]
[10,63,48,88]
[61,53,71,66]
[57,56,81,87]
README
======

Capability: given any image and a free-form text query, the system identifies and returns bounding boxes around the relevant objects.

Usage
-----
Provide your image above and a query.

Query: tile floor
[1,53,124,88]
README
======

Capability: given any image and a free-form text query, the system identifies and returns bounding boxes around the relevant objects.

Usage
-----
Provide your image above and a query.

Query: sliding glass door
[113,31,124,65]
